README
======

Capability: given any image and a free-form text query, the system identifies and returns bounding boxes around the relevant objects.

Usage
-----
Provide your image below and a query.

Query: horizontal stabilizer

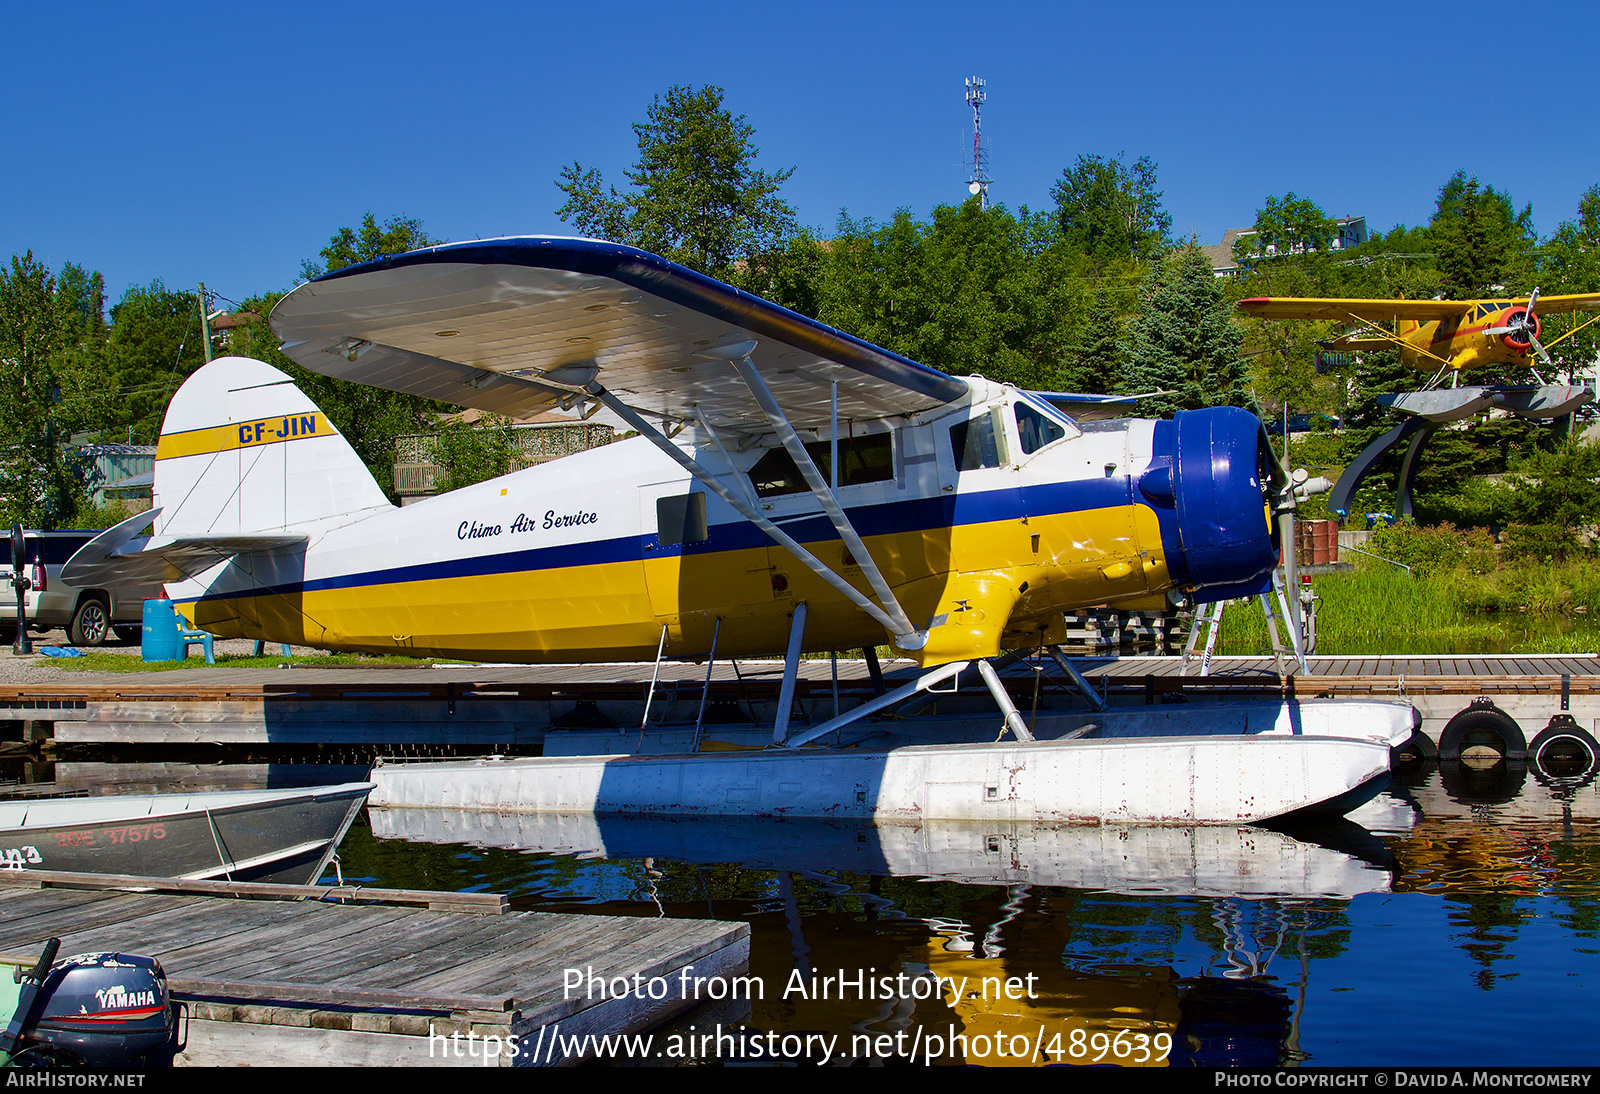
[63,508,307,587]
[1318,334,1394,352]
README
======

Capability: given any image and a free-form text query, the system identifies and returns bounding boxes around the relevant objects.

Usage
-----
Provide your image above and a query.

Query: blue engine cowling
[16,952,176,1067]
[1138,406,1279,602]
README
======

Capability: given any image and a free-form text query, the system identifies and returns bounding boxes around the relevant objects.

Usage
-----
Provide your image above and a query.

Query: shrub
[1365,520,1495,576]
[1500,522,1576,563]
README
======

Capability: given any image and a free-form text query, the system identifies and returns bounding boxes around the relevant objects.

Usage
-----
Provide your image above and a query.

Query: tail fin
[153,356,392,537]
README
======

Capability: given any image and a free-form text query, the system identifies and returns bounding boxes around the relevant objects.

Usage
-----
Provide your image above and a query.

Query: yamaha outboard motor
[1,942,176,1067]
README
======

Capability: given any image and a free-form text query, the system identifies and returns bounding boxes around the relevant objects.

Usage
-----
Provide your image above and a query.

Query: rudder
[154,356,392,537]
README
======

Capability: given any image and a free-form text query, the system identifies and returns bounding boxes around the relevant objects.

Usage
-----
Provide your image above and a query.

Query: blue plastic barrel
[141,599,185,662]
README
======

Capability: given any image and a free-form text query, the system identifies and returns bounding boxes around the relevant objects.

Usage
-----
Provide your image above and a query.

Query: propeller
[1486,287,1556,376]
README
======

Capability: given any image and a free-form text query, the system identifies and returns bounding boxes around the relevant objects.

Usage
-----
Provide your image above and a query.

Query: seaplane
[1236,291,1600,518]
[66,237,1408,824]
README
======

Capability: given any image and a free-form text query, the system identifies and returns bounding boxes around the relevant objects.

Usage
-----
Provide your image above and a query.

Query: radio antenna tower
[965,76,991,210]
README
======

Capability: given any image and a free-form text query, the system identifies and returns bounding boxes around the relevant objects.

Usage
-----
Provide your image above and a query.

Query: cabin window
[747,434,894,498]
[950,414,1002,471]
[656,492,708,546]
[1014,402,1066,455]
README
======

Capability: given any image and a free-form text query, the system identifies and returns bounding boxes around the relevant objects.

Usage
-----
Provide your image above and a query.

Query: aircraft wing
[1236,297,1475,322]
[1028,391,1173,422]
[269,237,970,433]
[1523,292,1600,315]
[63,510,307,587]
[1240,293,1600,322]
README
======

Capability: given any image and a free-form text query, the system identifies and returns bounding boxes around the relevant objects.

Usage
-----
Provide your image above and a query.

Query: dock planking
[1,654,1596,748]
[0,875,749,1066]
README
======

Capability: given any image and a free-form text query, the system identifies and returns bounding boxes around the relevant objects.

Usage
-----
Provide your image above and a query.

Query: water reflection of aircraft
[1235,292,1597,519]
[65,237,1396,820]
[370,809,1368,1066]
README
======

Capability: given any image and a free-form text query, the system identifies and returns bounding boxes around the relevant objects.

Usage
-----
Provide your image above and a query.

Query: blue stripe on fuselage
[184,473,1157,605]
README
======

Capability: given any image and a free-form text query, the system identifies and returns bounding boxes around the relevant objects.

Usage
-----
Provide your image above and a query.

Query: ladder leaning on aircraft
[68,236,1320,744]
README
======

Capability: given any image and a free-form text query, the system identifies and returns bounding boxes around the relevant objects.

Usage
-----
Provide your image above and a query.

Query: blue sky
[6,1,1599,307]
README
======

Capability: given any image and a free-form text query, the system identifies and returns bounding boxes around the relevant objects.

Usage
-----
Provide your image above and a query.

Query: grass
[41,651,445,673]
[1216,561,1600,656]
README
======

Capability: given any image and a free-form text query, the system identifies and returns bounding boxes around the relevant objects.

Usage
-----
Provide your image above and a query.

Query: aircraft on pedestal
[1236,291,1599,518]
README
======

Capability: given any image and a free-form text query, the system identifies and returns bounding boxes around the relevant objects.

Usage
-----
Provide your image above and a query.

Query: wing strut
[574,367,928,652]
[714,342,921,643]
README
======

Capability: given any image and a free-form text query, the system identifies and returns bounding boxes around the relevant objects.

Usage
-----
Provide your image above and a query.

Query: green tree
[0,254,79,526]
[815,200,1083,389]
[739,229,828,318]
[1502,437,1600,532]
[1535,184,1600,377]
[301,213,437,281]
[1116,246,1246,416]
[430,416,522,494]
[1058,285,1124,393]
[100,281,207,442]
[1428,172,1535,298]
[1235,192,1337,264]
[51,263,110,444]
[1051,153,1171,268]
[555,85,797,282]
[1543,185,1600,290]
[229,215,450,502]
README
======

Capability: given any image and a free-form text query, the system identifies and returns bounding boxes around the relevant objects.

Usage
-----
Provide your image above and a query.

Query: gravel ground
[0,627,325,685]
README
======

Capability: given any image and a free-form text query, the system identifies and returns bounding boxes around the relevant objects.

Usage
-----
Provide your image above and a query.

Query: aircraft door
[638,481,774,647]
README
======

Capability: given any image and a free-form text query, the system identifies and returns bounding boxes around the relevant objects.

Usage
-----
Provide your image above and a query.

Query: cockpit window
[1015,401,1067,455]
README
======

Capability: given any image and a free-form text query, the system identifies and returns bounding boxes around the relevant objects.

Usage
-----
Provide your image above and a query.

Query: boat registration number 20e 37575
[57,824,168,847]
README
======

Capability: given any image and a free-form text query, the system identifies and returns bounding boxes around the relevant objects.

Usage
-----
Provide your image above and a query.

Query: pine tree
[1116,247,1245,417]
[1428,172,1535,298]
[1059,286,1122,393]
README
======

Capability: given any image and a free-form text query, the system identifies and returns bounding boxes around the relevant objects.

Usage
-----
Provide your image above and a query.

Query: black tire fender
[1438,699,1526,761]
[1528,715,1600,780]
[1394,728,1438,763]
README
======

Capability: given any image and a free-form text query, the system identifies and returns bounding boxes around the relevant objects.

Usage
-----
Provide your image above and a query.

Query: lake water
[9,751,1596,1068]
[335,759,1600,1068]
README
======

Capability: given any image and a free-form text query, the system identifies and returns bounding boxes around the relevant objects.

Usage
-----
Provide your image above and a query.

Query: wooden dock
[0,655,1597,750]
[0,871,749,1067]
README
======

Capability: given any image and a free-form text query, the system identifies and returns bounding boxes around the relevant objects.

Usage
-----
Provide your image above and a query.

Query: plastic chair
[178,626,214,665]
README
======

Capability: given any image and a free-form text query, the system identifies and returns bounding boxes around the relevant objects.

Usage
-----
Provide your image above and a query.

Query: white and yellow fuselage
[155,361,1276,668]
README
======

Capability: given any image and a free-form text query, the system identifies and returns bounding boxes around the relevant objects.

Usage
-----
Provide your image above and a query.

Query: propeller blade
[1528,329,1556,370]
